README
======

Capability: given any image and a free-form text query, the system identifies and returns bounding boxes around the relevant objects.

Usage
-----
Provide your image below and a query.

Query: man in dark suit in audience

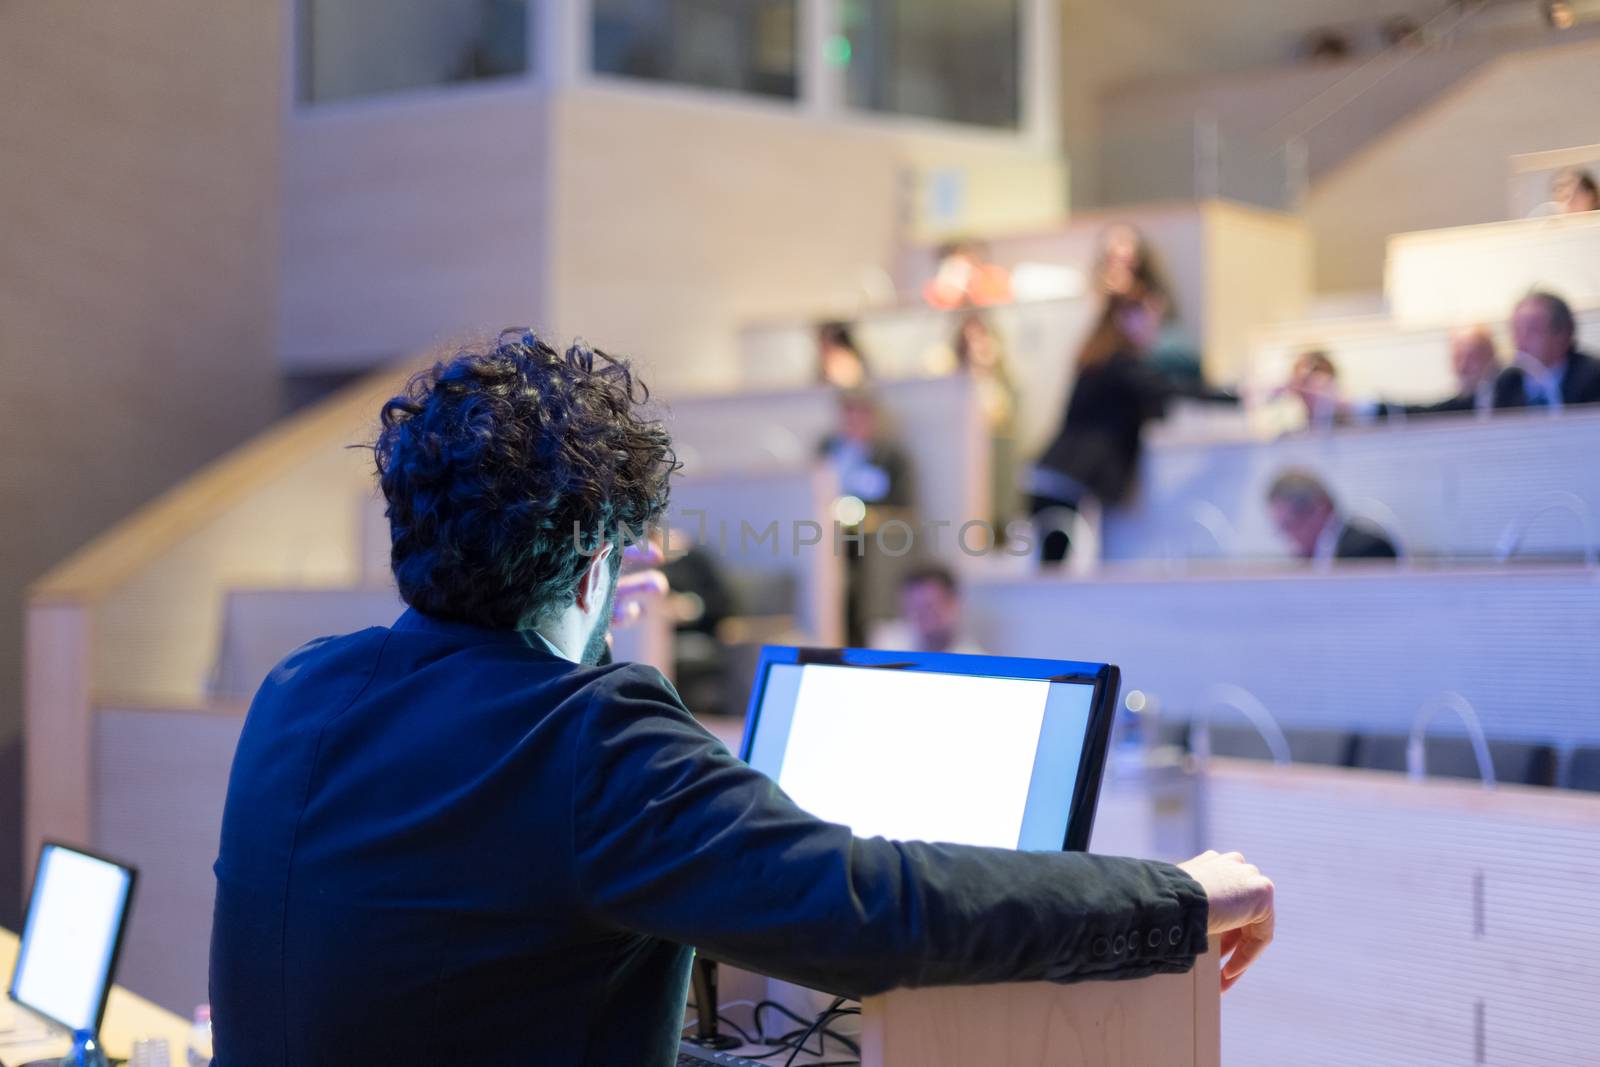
[1493,291,1600,410]
[817,388,914,643]
[1414,326,1501,416]
[1369,325,1501,419]
[1267,469,1398,562]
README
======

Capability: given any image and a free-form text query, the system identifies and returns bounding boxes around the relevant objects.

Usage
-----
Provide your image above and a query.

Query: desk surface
[0,928,191,1064]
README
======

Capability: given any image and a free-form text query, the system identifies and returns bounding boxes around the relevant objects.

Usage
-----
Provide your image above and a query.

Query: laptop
[2,842,138,1060]
[682,645,1118,1043]
[740,646,1120,853]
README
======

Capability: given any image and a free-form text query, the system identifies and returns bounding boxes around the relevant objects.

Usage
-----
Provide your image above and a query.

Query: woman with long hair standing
[1027,288,1228,563]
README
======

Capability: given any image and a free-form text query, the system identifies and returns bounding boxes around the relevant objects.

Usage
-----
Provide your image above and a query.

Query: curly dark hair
[374,330,678,630]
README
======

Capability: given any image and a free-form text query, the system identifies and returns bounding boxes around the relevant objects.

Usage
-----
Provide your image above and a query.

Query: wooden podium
[857,939,1220,1067]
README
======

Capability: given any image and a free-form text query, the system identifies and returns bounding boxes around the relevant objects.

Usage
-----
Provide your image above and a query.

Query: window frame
[284,0,1057,156]
[547,0,1055,150]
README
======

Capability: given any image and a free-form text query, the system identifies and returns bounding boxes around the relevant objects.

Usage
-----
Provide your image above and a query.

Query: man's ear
[574,541,615,614]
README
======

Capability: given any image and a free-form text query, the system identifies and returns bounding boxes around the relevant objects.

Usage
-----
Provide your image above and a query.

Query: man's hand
[612,539,669,627]
[1177,850,1275,992]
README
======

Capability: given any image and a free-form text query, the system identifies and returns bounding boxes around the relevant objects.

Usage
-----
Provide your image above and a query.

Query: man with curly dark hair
[210,330,1272,1066]
[373,329,675,661]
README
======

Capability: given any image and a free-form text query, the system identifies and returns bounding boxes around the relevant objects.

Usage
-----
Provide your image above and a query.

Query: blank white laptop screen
[745,660,1101,851]
[9,843,136,1035]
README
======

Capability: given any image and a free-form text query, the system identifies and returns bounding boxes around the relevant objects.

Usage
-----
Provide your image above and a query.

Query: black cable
[813,1007,861,1057]
[752,999,860,1055]
[688,997,856,1064]
[784,997,849,1067]
[753,999,814,1038]
[734,1014,858,1063]
[822,1021,861,1055]
[737,1033,832,1062]
[714,1013,758,1046]
[686,1021,811,1062]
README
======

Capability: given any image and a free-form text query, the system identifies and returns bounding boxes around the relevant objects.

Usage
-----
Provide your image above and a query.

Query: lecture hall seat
[1566,747,1600,792]
[1352,734,1557,787]
[1194,724,1357,767]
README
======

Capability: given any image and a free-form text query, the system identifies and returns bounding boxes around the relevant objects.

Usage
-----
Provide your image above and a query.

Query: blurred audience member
[661,541,734,637]
[817,321,869,389]
[1554,167,1600,214]
[1530,168,1599,216]
[1439,325,1502,414]
[818,389,914,644]
[1267,469,1398,562]
[659,540,735,717]
[1302,29,1352,61]
[817,389,913,510]
[1027,289,1234,563]
[1096,223,1168,301]
[870,563,985,655]
[1095,223,1203,388]
[1381,15,1424,47]
[1494,291,1600,410]
[1373,326,1501,418]
[923,238,1013,310]
[931,312,1020,526]
[1282,349,1346,428]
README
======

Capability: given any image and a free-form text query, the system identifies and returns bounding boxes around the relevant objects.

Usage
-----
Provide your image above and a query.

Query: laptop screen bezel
[737,645,1121,852]
[7,840,139,1038]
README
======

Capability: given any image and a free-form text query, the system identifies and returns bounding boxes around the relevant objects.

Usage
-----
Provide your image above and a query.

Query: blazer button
[1112,934,1127,955]
[1093,937,1110,958]
[1127,930,1141,953]
[1168,925,1184,946]
[1148,929,1163,949]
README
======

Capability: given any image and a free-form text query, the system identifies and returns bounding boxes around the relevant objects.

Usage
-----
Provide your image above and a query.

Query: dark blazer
[816,435,914,508]
[211,609,1208,1067]
[1036,351,1233,505]
[1408,391,1478,415]
[1492,349,1600,409]
[1336,521,1399,560]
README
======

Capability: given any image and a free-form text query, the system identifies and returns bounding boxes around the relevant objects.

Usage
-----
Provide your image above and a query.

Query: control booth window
[592,0,800,100]
[298,0,531,105]
[839,0,1021,129]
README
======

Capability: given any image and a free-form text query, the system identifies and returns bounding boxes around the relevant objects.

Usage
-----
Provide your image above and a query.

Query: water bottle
[186,1005,213,1067]
[60,1030,109,1067]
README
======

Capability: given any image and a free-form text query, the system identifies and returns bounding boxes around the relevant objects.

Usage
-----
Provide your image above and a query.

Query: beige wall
[546,87,1062,393]
[282,80,1062,393]
[0,0,285,922]
[280,86,552,370]
[1306,37,1600,294]
[1057,0,1440,208]
[89,443,379,707]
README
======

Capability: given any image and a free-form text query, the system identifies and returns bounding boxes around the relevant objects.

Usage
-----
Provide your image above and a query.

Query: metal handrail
[1408,691,1496,788]
[1163,501,1238,571]
[1193,683,1293,766]
[1264,0,1490,145]
[1495,490,1597,565]
[755,425,807,465]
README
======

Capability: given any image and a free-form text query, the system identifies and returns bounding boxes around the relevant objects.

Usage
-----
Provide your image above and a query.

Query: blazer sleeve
[1492,367,1524,409]
[569,664,1209,999]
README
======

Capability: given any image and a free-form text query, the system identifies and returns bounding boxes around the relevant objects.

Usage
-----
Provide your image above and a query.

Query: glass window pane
[299,0,530,105]
[840,0,1021,129]
[592,0,799,100]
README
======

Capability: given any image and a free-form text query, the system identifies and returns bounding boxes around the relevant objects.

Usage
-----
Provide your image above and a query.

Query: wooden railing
[24,364,410,880]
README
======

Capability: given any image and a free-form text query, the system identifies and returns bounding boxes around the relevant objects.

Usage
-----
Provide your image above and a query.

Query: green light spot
[825,35,853,66]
